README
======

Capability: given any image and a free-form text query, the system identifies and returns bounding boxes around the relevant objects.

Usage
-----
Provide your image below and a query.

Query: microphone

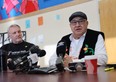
[7,45,46,70]
[56,40,67,71]
[27,46,46,64]
[29,45,46,57]
[39,50,46,57]
[56,40,67,58]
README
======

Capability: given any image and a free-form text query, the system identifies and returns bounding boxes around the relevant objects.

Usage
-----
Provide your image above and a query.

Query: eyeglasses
[70,19,86,25]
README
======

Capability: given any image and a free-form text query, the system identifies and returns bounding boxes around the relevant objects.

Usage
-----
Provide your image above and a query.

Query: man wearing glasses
[49,11,108,70]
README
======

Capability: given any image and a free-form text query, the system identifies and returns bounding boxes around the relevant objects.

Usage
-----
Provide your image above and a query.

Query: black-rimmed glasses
[70,19,86,25]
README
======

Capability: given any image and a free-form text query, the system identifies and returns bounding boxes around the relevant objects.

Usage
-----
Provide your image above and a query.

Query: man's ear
[8,34,11,41]
[8,34,10,39]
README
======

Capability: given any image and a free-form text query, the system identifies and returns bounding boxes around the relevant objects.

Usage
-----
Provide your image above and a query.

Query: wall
[0,0,100,66]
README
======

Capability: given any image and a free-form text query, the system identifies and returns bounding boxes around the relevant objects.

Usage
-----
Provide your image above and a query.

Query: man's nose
[75,21,81,26]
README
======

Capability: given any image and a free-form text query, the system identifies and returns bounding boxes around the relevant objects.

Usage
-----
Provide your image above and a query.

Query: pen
[104,67,114,72]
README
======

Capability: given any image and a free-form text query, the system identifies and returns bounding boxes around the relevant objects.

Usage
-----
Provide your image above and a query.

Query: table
[0,67,116,82]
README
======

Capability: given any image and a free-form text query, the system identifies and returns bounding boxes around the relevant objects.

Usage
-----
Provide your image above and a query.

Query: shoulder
[1,43,12,49]
[23,41,34,45]
[58,34,72,46]
[0,43,13,52]
[87,29,105,39]
[61,33,71,40]
[87,29,103,33]
[22,41,34,47]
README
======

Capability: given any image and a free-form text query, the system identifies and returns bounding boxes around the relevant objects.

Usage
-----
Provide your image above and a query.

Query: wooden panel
[99,0,116,64]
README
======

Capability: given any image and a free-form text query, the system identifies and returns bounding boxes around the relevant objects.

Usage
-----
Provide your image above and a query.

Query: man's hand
[63,54,72,67]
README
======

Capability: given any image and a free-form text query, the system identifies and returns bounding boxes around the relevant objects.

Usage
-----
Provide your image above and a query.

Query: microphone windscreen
[56,40,66,57]
[30,45,40,53]
[38,50,46,57]
[30,45,46,57]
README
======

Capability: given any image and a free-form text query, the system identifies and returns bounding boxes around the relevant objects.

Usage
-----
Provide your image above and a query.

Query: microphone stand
[56,54,64,72]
